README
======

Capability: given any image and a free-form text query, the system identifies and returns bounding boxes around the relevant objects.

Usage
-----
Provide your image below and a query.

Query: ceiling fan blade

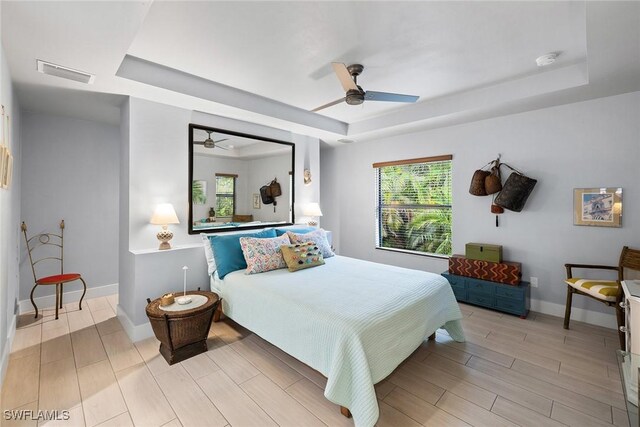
[194,141,205,145]
[312,97,346,112]
[215,145,231,151]
[364,91,419,103]
[332,63,358,92]
[214,138,228,144]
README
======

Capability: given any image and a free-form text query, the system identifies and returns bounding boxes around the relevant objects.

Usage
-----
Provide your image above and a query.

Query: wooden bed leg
[428,332,436,341]
[213,301,223,323]
[340,406,352,418]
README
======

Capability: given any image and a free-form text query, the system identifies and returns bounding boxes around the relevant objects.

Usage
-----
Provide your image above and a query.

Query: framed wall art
[0,146,6,189]
[574,187,622,227]
[4,153,12,189]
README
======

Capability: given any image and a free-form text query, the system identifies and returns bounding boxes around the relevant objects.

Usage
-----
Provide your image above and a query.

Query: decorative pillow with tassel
[281,242,325,272]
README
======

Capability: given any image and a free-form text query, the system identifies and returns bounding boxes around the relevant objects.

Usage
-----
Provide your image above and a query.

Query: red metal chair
[21,220,87,320]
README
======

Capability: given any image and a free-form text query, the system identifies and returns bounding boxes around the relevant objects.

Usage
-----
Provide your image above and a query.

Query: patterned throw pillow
[239,234,291,275]
[281,242,325,272]
[286,229,334,258]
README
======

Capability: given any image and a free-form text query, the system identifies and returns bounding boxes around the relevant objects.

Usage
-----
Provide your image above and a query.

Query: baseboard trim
[1,314,17,389]
[18,283,118,314]
[117,306,153,343]
[530,298,617,329]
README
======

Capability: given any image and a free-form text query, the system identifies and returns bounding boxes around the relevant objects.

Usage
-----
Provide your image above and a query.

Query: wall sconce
[304,169,312,186]
[302,202,323,227]
[150,203,180,250]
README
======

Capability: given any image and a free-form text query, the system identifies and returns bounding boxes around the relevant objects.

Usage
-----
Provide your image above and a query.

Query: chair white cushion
[566,278,618,302]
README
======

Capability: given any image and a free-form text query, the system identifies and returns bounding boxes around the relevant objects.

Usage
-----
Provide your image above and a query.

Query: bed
[210,254,465,427]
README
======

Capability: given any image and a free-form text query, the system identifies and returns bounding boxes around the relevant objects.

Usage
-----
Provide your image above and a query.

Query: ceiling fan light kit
[346,89,365,106]
[536,53,558,67]
[195,130,229,150]
[313,62,420,112]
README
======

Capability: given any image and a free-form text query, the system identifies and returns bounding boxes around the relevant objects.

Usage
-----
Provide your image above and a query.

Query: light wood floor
[1,294,629,427]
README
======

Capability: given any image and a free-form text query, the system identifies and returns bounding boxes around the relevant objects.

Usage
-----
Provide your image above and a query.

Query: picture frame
[573,187,622,227]
[4,153,12,189]
[0,146,6,189]
[253,193,261,209]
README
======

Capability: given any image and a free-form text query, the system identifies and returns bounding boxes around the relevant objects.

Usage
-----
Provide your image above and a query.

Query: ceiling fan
[194,130,230,150]
[312,63,419,112]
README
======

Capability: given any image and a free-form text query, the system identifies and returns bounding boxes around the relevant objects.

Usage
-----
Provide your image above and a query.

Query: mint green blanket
[212,255,464,427]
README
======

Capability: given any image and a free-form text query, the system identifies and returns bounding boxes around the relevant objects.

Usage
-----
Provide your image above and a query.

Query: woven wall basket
[494,172,537,212]
[469,170,490,196]
[485,173,502,195]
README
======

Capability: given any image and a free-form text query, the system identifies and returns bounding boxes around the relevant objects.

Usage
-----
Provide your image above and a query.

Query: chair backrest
[619,246,640,281]
[21,220,66,283]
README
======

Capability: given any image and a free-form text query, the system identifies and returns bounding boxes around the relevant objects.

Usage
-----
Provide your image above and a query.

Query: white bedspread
[211,255,464,427]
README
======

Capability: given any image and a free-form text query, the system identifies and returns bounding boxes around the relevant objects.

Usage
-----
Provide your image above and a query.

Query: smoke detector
[36,60,95,84]
[536,53,558,67]
[338,139,355,144]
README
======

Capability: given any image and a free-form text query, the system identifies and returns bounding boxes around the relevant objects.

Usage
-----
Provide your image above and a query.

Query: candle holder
[176,266,192,305]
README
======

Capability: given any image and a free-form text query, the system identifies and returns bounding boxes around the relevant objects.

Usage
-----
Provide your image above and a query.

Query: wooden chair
[21,220,87,320]
[564,246,640,349]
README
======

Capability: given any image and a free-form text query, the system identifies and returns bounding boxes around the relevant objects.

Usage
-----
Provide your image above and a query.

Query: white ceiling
[193,128,291,159]
[2,1,639,144]
[128,1,587,122]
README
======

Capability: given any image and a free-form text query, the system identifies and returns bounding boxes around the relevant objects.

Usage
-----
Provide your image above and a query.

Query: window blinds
[216,175,235,217]
[375,157,452,256]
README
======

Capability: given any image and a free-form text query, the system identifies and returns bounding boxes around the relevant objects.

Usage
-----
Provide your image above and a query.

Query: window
[215,174,236,218]
[374,155,452,257]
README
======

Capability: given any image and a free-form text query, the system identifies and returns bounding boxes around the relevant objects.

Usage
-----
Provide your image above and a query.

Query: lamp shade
[150,203,180,225]
[302,202,323,217]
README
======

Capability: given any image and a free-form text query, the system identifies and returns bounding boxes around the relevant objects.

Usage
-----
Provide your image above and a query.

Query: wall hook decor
[469,155,538,226]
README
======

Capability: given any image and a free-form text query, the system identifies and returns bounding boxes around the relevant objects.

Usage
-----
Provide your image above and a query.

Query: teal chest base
[442,272,530,318]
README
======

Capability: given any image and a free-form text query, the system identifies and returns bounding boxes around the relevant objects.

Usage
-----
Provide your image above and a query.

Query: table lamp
[150,203,180,250]
[302,202,323,227]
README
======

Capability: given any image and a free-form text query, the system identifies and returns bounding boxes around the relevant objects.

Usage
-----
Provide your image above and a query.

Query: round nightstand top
[146,290,219,319]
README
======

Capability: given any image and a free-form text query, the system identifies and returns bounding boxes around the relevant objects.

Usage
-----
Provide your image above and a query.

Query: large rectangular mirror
[188,124,295,234]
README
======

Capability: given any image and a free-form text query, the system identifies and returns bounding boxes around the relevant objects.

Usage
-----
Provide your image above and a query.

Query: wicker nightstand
[145,290,220,365]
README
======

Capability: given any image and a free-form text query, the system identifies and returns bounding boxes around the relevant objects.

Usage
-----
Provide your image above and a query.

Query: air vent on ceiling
[36,60,95,84]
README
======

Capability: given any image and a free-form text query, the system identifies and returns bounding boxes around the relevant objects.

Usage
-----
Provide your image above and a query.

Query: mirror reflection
[188,125,295,234]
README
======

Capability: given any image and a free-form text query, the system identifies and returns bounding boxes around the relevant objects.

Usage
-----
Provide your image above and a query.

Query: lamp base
[307,221,318,227]
[157,228,174,250]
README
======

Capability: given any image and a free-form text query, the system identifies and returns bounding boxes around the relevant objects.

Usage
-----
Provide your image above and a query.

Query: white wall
[193,152,292,223]
[248,153,292,223]
[119,98,320,329]
[19,112,120,300]
[192,154,249,221]
[322,91,640,324]
[0,40,22,385]
[118,99,134,326]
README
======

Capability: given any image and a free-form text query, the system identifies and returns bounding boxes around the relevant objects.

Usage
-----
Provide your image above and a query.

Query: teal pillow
[275,227,316,236]
[209,229,277,278]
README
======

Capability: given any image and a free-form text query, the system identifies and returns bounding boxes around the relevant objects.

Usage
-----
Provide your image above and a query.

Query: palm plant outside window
[375,155,452,257]
[215,175,236,219]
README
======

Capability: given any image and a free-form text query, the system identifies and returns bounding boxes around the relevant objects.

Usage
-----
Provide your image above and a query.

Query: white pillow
[201,233,216,275]
[201,227,276,276]
[287,229,335,258]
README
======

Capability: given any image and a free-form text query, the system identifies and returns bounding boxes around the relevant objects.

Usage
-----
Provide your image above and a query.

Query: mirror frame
[188,123,296,235]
